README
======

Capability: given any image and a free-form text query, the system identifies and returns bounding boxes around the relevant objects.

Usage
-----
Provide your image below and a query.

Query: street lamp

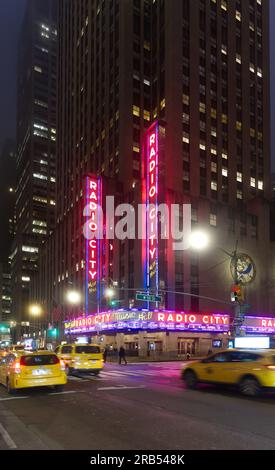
[189,230,210,251]
[29,304,43,317]
[104,287,115,299]
[66,289,82,305]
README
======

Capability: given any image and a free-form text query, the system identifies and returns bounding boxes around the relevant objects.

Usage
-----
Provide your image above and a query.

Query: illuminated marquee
[85,175,102,314]
[145,122,159,295]
[64,310,230,334]
[242,316,275,334]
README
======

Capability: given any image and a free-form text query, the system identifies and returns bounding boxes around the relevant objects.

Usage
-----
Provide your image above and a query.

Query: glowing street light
[189,230,210,251]
[66,290,81,305]
[29,304,43,317]
[104,287,115,299]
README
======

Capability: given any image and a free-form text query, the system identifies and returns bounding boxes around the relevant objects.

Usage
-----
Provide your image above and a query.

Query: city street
[1,361,275,450]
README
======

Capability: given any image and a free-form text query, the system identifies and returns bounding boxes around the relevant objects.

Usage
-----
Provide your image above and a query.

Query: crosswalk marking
[68,368,178,382]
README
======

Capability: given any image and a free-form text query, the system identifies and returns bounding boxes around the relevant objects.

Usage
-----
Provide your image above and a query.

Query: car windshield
[75,346,100,354]
[20,355,59,366]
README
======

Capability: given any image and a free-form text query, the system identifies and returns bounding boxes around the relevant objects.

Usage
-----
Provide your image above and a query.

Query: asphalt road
[1,361,275,450]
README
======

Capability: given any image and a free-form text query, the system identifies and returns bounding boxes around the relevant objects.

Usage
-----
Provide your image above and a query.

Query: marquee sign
[64,310,230,334]
[242,316,275,334]
[84,174,102,314]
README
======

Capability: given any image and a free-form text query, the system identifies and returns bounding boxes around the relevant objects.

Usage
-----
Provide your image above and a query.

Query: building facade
[33,0,274,354]
[0,140,16,264]
[11,0,57,334]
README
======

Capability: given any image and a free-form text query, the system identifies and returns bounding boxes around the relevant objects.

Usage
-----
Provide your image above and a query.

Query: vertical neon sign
[145,122,159,297]
[85,175,102,315]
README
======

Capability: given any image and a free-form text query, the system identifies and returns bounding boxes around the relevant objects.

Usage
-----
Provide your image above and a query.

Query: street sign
[136,293,162,303]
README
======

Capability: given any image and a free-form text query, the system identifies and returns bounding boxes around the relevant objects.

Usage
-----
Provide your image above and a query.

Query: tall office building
[39,0,272,349]
[0,139,16,264]
[11,0,57,332]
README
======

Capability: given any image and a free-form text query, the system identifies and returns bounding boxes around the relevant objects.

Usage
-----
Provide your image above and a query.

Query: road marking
[97,385,146,391]
[68,376,89,382]
[48,390,80,396]
[0,422,17,449]
[0,396,29,401]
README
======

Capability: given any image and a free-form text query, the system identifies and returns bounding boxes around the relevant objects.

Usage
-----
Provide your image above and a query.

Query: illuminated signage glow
[145,122,159,297]
[64,310,230,334]
[85,175,102,313]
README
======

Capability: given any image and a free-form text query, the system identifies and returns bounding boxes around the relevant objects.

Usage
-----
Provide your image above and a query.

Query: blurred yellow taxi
[0,350,67,394]
[55,343,104,375]
[181,349,275,397]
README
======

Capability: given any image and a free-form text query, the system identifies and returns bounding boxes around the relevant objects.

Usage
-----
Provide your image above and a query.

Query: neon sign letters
[64,310,230,334]
[145,122,159,294]
[85,175,102,313]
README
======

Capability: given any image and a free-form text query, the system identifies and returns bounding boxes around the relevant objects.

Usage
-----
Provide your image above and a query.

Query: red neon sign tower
[144,121,159,298]
[84,174,102,314]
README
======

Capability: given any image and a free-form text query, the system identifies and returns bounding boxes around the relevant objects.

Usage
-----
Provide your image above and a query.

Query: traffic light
[231,285,244,303]
[48,326,58,338]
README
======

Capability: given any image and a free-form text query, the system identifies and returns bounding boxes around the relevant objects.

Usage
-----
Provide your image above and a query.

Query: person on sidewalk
[103,347,108,363]
[119,346,127,365]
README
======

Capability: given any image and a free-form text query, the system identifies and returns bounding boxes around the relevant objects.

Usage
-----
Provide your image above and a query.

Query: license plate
[32,369,49,376]
[90,360,97,363]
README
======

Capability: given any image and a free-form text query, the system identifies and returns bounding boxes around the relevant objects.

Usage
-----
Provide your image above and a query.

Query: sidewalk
[106,355,202,364]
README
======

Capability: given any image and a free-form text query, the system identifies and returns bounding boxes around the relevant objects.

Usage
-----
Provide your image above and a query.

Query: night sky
[0,0,274,168]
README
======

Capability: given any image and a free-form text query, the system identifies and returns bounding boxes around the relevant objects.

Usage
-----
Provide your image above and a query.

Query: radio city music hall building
[31,0,275,355]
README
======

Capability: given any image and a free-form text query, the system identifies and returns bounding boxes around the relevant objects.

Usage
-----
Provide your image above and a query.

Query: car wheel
[7,379,16,395]
[183,370,198,389]
[54,384,65,392]
[239,376,261,397]
[93,371,100,376]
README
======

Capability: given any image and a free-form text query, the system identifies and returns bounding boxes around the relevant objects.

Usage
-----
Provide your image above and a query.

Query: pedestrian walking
[103,348,108,363]
[119,346,127,365]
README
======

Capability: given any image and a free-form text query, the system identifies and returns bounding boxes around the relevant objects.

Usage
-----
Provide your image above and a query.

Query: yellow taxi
[0,350,67,394]
[181,349,275,397]
[55,343,104,375]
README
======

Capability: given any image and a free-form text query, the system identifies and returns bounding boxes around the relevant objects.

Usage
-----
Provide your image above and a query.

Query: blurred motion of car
[55,343,104,375]
[181,349,275,397]
[8,344,25,353]
[0,350,67,394]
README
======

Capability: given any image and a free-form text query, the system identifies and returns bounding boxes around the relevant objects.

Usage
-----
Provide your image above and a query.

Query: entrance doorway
[177,339,196,358]
[147,340,163,357]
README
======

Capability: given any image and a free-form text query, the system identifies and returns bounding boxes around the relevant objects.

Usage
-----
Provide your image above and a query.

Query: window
[61,346,73,354]
[75,346,101,354]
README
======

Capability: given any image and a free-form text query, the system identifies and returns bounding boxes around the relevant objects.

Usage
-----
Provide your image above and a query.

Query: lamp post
[189,231,243,338]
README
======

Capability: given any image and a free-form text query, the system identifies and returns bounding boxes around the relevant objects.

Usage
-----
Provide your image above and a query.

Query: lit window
[33,220,47,227]
[237,172,243,182]
[133,106,140,117]
[34,66,42,73]
[258,181,264,190]
[210,214,217,227]
[211,162,217,173]
[235,11,241,21]
[237,190,243,200]
[211,181,218,191]
[22,246,39,254]
[32,228,47,235]
[144,110,150,121]
[33,173,47,181]
[222,168,228,177]
[250,177,256,188]
[22,276,30,282]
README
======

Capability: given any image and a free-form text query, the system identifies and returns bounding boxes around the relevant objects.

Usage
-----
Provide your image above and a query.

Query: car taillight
[265,364,275,370]
[13,361,21,374]
[60,360,66,370]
